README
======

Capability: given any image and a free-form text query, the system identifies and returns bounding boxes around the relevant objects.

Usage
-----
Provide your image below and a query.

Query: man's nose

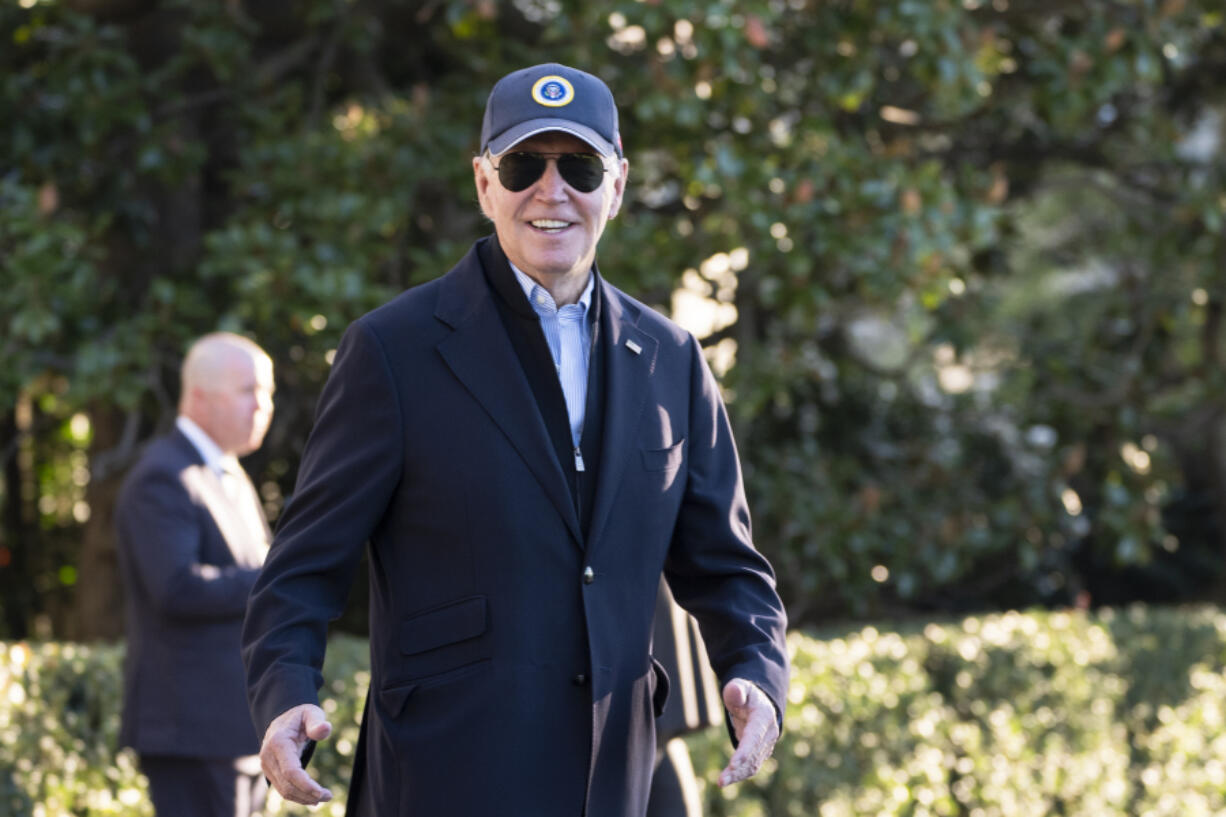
[534,159,568,199]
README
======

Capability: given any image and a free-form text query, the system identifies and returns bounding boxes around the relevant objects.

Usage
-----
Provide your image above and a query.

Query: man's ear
[607,157,629,220]
[473,155,493,221]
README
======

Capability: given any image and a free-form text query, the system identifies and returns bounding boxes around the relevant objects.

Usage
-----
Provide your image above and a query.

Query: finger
[303,709,333,742]
[261,738,300,801]
[722,679,755,738]
[718,722,777,785]
[267,741,332,804]
[282,765,333,804]
[722,678,751,713]
[720,726,764,784]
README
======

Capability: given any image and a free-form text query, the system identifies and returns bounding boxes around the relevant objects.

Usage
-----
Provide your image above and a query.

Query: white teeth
[531,219,569,229]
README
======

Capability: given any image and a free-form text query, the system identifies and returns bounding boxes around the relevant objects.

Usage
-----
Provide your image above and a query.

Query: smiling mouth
[530,219,572,233]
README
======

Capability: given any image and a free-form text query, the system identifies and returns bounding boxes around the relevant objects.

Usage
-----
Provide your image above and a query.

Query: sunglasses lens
[497,153,547,192]
[557,155,606,193]
[496,153,606,193]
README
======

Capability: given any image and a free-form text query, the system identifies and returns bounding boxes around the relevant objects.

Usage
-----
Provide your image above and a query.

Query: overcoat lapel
[586,281,658,555]
[434,249,584,546]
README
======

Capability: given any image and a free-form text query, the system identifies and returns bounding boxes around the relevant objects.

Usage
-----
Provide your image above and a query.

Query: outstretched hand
[260,703,334,805]
[718,678,780,787]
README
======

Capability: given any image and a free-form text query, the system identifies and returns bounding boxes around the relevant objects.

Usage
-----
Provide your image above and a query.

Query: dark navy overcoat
[242,237,789,817]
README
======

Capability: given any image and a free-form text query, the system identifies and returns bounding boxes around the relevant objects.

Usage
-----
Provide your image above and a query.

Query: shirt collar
[176,415,236,474]
[509,262,594,316]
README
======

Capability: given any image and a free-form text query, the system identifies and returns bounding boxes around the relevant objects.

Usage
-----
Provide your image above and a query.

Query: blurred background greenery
[2,0,1226,813]
[10,607,1226,816]
[5,0,1226,640]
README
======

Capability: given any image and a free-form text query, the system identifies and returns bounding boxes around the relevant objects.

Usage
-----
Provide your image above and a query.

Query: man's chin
[521,254,596,281]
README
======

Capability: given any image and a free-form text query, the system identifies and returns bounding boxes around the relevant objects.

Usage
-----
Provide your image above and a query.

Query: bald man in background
[115,332,275,817]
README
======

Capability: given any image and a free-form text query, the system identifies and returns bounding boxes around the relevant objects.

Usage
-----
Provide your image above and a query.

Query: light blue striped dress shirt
[511,264,594,467]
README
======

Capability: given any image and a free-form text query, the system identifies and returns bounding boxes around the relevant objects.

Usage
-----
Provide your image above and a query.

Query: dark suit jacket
[242,237,789,817]
[116,428,265,758]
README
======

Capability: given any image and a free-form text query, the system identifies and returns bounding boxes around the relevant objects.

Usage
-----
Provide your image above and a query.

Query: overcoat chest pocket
[641,439,685,472]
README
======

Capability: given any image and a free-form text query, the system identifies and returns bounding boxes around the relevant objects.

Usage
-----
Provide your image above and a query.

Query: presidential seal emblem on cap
[532,76,574,107]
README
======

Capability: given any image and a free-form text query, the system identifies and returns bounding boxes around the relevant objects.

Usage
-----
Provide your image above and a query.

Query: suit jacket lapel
[587,281,658,553]
[434,246,584,546]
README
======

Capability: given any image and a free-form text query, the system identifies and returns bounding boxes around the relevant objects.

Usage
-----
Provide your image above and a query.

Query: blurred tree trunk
[72,407,129,641]
[1,409,33,639]
[1165,273,1226,597]
[70,166,206,641]
[69,2,209,641]
[1199,292,1226,603]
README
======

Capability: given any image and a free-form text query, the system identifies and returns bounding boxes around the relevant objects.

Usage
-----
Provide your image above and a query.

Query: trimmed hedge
[5,606,1226,815]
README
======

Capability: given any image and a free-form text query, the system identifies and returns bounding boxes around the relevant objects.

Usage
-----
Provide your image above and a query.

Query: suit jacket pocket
[378,659,490,718]
[379,679,419,719]
[641,439,685,472]
[388,596,490,685]
[400,596,487,655]
[650,656,671,719]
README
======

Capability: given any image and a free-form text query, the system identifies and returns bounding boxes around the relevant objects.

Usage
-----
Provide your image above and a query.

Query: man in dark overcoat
[242,63,789,817]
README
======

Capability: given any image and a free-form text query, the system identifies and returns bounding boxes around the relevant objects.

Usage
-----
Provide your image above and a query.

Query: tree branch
[89,408,146,482]
[310,4,351,128]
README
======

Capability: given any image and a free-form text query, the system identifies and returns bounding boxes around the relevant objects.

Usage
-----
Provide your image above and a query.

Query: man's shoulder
[360,276,446,330]
[602,281,696,350]
[132,430,196,472]
[117,431,196,504]
[354,241,485,340]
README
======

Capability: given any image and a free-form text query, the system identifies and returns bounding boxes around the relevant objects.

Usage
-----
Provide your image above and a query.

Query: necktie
[219,459,270,567]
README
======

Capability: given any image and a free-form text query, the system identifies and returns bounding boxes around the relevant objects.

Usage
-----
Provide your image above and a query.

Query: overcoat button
[582,566,595,584]
[572,674,588,685]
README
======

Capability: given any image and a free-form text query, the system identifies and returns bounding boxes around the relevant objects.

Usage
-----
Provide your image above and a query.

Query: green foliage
[0,641,147,816]
[686,605,1226,817]
[3,1,1226,636]
[11,607,1226,814]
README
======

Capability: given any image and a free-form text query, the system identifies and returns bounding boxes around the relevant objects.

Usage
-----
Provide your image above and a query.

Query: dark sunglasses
[490,151,608,194]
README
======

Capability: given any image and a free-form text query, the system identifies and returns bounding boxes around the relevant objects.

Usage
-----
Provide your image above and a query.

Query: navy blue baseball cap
[480,63,622,158]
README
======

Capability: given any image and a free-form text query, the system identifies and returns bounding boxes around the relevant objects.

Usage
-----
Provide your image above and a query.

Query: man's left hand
[718,678,780,787]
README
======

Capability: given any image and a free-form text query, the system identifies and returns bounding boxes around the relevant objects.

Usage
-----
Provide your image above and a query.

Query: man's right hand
[260,703,334,805]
